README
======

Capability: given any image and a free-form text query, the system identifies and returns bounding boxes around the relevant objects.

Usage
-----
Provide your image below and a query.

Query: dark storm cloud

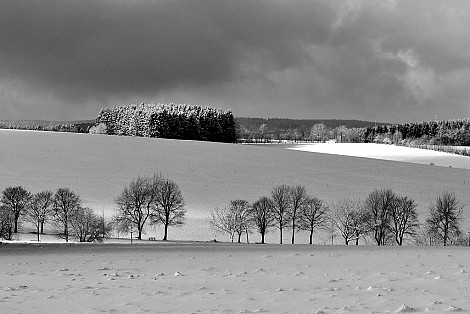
[0,0,333,98]
[1,0,470,121]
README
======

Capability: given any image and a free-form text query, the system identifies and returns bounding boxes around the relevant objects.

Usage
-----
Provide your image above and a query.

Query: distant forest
[0,120,93,133]
[3,112,470,150]
[236,117,388,142]
[364,119,470,146]
[94,103,237,143]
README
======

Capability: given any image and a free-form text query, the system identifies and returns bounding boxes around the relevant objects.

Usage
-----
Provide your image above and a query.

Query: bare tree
[1,186,31,233]
[250,196,275,244]
[0,205,14,240]
[348,202,370,245]
[390,196,419,246]
[298,196,327,244]
[151,178,186,241]
[289,185,307,244]
[209,206,237,242]
[271,184,291,244]
[25,190,54,241]
[330,198,362,245]
[69,207,113,242]
[229,200,252,243]
[426,191,463,246]
[114,174,162,240]
[53,188,82,242]
[111,214,132,239]
[364,189,395,246]
[412,225,435,246]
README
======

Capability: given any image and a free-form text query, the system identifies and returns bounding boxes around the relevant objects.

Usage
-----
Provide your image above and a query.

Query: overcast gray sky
[1,0,470,123]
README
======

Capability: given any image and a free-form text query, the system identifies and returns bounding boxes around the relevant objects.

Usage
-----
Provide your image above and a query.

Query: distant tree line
[93,103,237,143]
[0,120,93,133]
[5,115,470,152]
[237,117,470,152]
[0,173,186,242]
[209,186,465,246]
[237,118,382,143]
[364,119,470,146]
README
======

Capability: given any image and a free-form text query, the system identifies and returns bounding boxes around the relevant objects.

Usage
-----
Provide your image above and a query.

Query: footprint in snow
[395,304,416,312]
[200,267,216,272]
[174,271,184,277]
[448,306,463,311]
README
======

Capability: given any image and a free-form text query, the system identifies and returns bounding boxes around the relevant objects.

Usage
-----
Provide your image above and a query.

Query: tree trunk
[163,224,168,241]
[64,222,68,242]
[291,222,295,244]
[14,215,19,233]
[237,232,242,243]
[443,227,448,246]
[280,227,283,244]
[37,224,40,242]
[40,220,45,234]
[261,232,265,244]
[245,229,249,244]
[309,230,313,245]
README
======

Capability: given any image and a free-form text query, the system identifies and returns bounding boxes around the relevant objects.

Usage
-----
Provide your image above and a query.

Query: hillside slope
[1,130,469,241]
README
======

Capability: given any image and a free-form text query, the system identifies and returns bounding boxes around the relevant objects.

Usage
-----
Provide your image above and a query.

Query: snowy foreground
[289,143,470,169]
[1,242,469,313]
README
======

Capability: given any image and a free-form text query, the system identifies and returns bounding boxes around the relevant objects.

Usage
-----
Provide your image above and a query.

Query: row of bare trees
[113,173,186,241]
[328,191,421,246]
[0,173,186,242]
[209,184,328,244]
[209,186,464,246]
[0,186,112,242]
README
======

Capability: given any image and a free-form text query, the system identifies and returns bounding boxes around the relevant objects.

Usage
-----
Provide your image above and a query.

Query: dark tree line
[94,103,237,143]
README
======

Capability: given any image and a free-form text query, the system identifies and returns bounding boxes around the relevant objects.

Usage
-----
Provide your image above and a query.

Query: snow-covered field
[2,130,470,243]
[2,131,470,313]
[289,143,470,169]
[1,242,469,314]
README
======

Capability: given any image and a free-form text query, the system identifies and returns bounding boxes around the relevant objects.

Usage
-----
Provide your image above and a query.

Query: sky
[1,0,470,123]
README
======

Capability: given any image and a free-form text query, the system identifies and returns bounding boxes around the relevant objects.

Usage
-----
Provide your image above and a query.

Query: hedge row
[95,103,237,143]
